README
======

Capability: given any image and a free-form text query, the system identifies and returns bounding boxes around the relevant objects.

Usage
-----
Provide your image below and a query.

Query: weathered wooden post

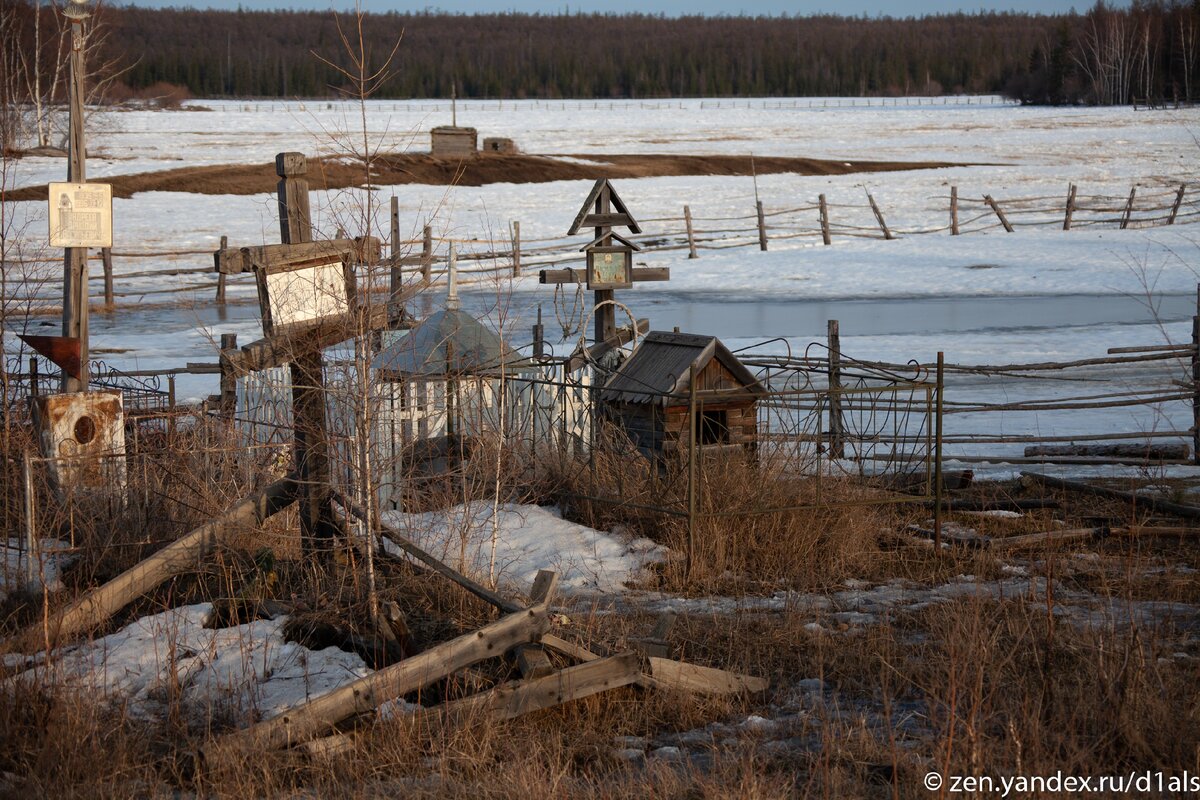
[215,235,228,305]
[818,194,831,245]
[218,333,238,417]
[532,306,544,358]
[827,319,844,460]
[59,0,94,392]
[28,357,39,398]
[950,186,959,235]
[755,200,768,251]
[275,152,337,561]
[389,196,402,308]
[984,195,1014,232]
[1120,186,1137,229]
[683,205,698,258]
[511,220,521,276]
[1168,184,1186,225]
[686,362,698,582]
[422,225,433,284]
[1193,285,1200,465]
[23,449,37,587]
[1063,184,1077,231]
[101,247,114,309]
[866,191,895,240]
[933,352,945,548]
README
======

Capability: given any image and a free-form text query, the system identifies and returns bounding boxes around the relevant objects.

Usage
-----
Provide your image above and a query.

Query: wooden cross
[214,152,382,561]
[539,180,668,345]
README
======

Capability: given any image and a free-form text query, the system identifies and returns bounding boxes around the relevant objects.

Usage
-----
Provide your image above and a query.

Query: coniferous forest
[3,1,1199,105]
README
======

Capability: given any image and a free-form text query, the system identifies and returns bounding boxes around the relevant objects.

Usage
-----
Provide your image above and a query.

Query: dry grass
[2,419,1199,797]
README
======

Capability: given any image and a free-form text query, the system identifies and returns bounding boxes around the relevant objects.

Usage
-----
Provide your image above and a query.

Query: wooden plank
[5,477,297,653]
[541,634,602,663]
[580,212,634,228]
[637,657,768,695]
[515,570,559,678]
[214,238,380,276]
[539,267,669,285]
[222,307,388,375]
[211,605,551,752]
[418,653,641,730]
[990,527,1101,552]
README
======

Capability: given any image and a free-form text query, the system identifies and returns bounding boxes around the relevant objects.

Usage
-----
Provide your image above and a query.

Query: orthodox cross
[539,179,668,347]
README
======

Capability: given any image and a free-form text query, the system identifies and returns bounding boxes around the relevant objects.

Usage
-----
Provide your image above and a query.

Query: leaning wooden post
[933,351,945,549]
[511,220,521,276]
[101,247,114,309]
[827,319,844,460]
[755,200,768,251]
[1120,186,1136,229]
[686,363,698,583]
[683,204,698,258]
[949,186,959,235]
[1063,184,1077,231]
[218,333,238,417]
[421,225,433,284]
[984,194,1014,232]
[275,152,337,562]
[23,449,37,587]
[215,235,228,306]
[866,191,895,239]
[1168,184,1186,225]
[818,194,831,245]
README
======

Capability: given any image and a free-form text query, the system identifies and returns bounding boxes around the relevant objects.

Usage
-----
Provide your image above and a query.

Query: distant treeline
[7,1,1200,105]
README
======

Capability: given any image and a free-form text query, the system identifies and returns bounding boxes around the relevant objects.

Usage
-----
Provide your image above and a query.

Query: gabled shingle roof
[599,331,763,405]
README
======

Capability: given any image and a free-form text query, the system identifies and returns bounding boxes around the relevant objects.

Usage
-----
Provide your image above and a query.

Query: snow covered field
[5,97,1200,472]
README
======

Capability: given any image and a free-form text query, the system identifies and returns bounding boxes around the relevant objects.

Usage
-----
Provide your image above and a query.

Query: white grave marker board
[263,258,350,336]
[48,182,113,248]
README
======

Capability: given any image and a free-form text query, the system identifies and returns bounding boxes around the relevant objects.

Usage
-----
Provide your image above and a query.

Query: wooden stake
[421,225,433,284]
[827,319,843,459]
[683,204,698,258]
[949,186,959,235]
[389,196,402,320]
[818,194,831,245]
[218,333,238,417]
[515,569,558,678]
[1063,184,1076,230]
[1120,186,1137,229]
[984,195,1014,232]
[511,220,521,276]
[215,235,228,306]
[101,248,114,309]
[866,191,895,239]
[1168,184,1186,225]
[756,200,768,251]
[23,450,36,587]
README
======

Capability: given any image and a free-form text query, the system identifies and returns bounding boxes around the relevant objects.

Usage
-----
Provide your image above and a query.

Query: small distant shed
[599,331,764,460]
[430,126,478,158]
[482,137,519,154]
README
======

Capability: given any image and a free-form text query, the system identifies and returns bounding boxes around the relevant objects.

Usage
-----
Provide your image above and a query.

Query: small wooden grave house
[482,137,519,154]
[599,331,764,461]
[430,126,478,158]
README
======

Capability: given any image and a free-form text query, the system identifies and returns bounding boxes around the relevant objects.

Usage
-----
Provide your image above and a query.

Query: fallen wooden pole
[416,652,641,731]
[637,656,768,694]
[990,527,1102,552]
[3,477,298,653]
[212,604,551,753]
[1021,472,1200,521]
[1023,443,1190,460]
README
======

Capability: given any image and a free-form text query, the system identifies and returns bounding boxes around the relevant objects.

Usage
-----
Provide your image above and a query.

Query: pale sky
[113,0,1092,17]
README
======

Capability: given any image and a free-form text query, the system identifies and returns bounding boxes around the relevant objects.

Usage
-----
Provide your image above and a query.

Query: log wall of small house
[608,359,758,459]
